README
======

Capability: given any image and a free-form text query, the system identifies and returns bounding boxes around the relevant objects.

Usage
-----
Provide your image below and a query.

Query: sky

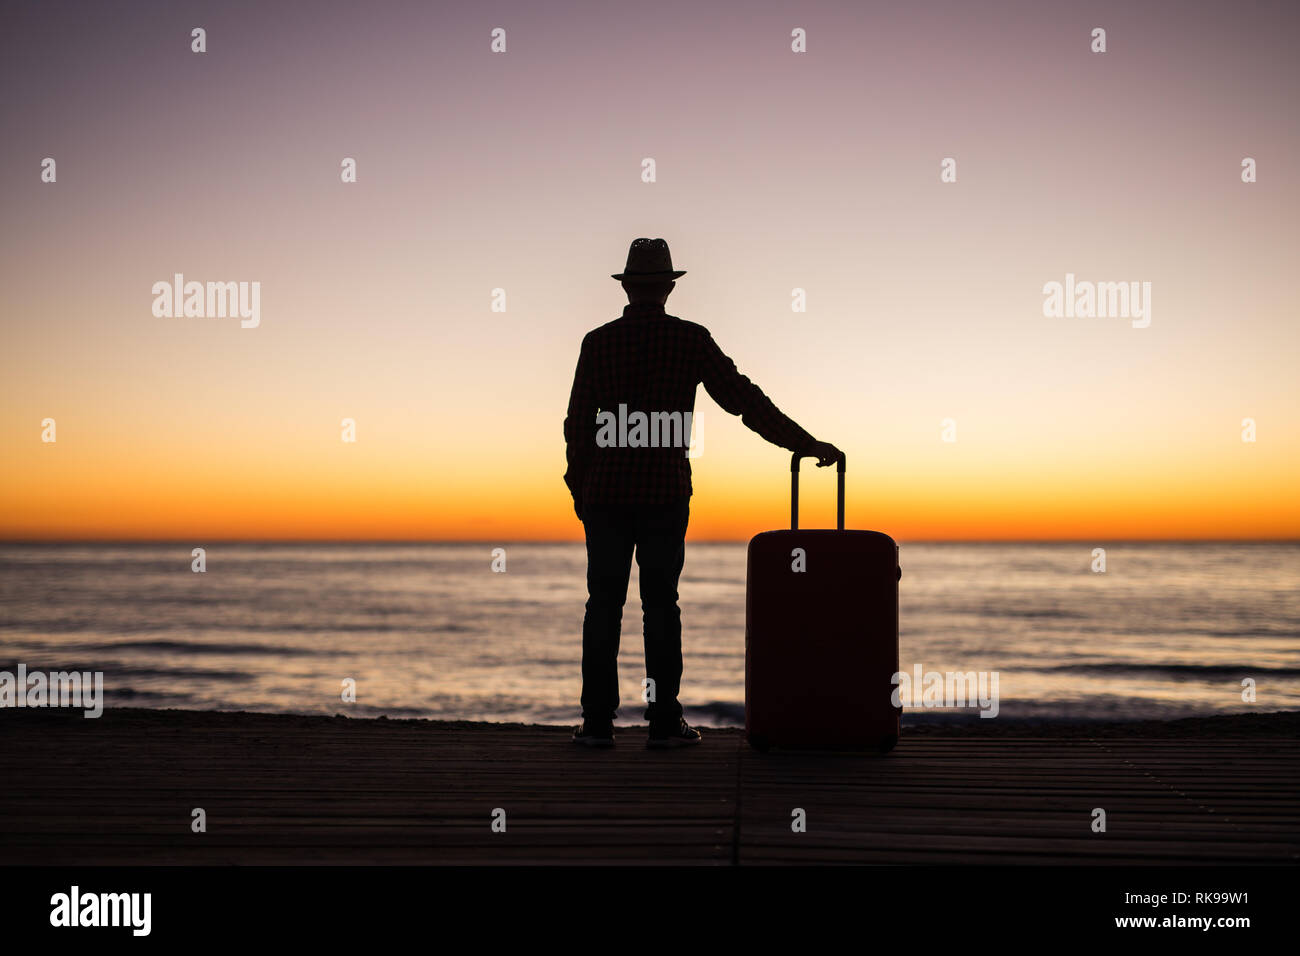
[1,0,1298,541]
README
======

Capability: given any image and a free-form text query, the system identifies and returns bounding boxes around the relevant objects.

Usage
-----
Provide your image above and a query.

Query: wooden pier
[1,709,1296,865]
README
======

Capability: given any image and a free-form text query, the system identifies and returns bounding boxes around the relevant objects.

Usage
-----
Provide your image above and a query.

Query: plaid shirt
[564,303,817,506]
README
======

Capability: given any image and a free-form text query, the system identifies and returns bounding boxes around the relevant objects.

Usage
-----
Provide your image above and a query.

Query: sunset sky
[2,0,1297,541]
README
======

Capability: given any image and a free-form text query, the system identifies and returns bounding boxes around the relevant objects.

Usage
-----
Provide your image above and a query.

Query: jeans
[580,499,690,729]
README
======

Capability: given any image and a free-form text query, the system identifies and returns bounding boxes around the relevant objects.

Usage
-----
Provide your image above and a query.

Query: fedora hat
[611,237,686,282]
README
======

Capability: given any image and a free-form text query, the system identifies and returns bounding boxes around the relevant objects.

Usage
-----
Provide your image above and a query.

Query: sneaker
[646,718,702,749]
[572,722,615,748]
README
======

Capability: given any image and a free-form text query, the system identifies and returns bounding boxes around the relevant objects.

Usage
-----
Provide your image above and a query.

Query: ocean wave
[1030,662,1300,678]
[0,621,482,636]
[35,640,321,657]
[0,661,256,681]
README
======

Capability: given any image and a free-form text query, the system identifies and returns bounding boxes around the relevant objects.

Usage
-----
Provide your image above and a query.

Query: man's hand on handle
[806,440,844,468]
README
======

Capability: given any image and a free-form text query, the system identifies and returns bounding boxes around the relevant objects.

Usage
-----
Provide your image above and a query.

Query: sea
[1,542,1296,725]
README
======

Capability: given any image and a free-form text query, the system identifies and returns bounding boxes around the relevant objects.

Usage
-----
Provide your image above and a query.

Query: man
[563,238,842,748]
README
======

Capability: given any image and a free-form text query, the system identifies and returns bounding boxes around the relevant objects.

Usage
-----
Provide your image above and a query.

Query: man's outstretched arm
[562,334,596,518]
[699,330,841,466]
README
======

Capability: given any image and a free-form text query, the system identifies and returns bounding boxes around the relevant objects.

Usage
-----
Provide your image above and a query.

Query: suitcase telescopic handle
[790,451,846,531]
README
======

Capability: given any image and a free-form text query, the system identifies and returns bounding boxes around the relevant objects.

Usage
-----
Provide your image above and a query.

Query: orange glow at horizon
[5,418,1297,541]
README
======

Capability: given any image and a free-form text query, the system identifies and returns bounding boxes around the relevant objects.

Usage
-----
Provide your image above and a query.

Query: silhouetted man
[564,238,842,748]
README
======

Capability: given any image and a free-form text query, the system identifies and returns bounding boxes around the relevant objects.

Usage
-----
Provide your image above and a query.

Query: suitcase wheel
[748,734,771,754]
[878,734,898,754]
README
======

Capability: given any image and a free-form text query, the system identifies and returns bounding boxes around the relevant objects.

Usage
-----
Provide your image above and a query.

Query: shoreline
[4,705,1296,736]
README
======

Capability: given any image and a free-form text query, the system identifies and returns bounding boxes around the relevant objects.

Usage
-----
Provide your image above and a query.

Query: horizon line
[3,537,1298,545]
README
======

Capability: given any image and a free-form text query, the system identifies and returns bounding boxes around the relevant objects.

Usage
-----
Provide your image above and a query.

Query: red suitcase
[745,452,901,753]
